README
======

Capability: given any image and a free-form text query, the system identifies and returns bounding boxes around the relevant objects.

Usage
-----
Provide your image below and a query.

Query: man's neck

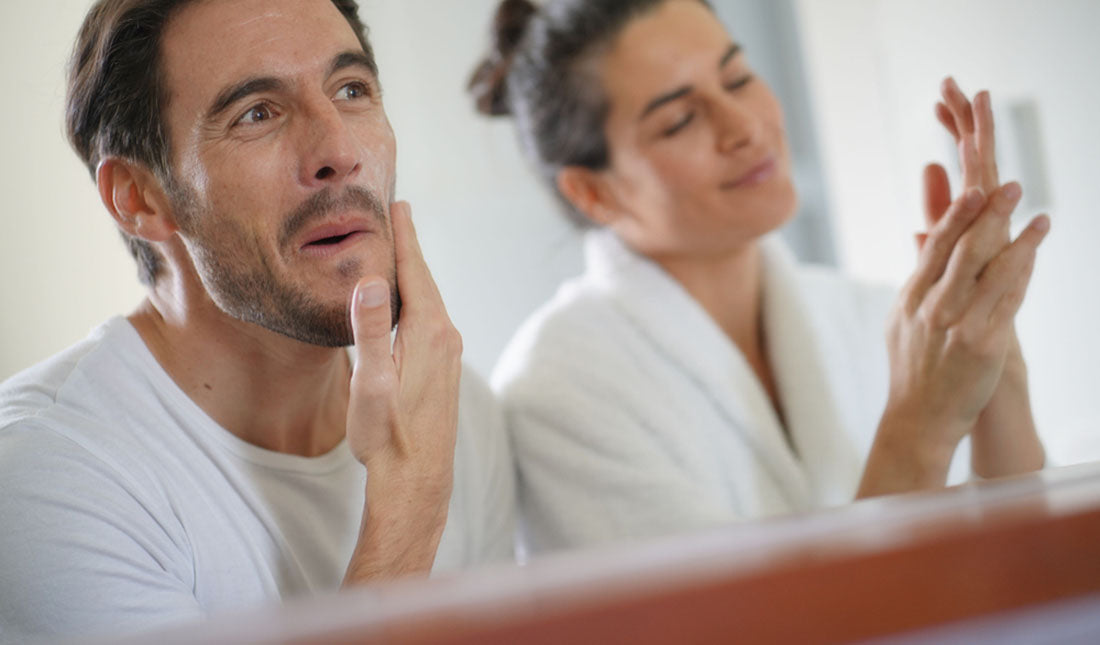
[129,293,352,458]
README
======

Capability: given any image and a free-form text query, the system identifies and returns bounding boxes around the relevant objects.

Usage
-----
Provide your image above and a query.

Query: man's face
[159,0,398,346]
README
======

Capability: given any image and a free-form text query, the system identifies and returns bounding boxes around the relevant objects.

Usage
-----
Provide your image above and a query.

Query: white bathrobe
[493,230,962,555]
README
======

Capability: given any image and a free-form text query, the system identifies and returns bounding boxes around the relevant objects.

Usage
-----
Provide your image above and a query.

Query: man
[0,0,514,641]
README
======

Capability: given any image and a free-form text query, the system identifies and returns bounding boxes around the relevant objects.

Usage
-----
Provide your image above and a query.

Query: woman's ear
[557,166,625,227]
[95,158,178,242]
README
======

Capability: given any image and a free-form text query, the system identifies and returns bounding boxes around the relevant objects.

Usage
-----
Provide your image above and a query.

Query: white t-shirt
[0,317,515,643]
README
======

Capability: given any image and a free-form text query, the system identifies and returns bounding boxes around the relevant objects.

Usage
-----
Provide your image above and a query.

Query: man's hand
[925,78,1046,477]
[343,201,463,585]
[859,181,1049,498]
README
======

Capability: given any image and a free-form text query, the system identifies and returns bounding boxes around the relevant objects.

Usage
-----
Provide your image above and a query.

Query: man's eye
[335,82,370,102]
[237,104,273,126]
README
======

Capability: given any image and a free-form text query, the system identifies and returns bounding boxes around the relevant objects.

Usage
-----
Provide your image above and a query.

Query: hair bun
[468,0,538,117]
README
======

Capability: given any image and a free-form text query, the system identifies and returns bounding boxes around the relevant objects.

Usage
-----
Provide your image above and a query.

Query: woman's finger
[923,183,1023,323]
[966,214,1050,329]
[904,186,986,312]
[974,90,999,192]
[942,77,976,135]
[936,102,961,141]
[923,163,952,229]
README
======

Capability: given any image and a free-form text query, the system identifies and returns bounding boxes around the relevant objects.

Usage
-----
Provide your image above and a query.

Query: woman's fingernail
[1004,182,1022,201]
[965,187,984,209]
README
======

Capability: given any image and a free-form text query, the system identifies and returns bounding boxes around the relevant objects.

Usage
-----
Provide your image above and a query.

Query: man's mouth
[299,222,372,257]
[307,232,356,247]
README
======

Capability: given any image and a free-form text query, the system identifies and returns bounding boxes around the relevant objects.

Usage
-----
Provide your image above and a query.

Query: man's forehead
[162,0,368,103]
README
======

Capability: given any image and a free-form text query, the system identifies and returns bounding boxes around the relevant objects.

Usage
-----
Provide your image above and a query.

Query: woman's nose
[714,96,762,154]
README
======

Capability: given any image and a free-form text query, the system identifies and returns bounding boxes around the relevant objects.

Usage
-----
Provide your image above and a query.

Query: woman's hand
[925,78,1046,478]
[858,176,1050,498]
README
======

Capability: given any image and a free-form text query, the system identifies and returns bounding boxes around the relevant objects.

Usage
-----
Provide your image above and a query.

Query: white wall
[0,0,809,382]
[361,0,583,380]
[0,2,148,381]
[0,0,582,382]
[795,0,1100,464]
[5,0,1097,469]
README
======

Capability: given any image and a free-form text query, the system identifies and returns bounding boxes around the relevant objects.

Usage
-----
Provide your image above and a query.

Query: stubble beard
[170,181,401,348]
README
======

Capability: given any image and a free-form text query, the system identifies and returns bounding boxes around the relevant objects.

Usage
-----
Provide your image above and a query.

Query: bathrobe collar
[583,230,861,510]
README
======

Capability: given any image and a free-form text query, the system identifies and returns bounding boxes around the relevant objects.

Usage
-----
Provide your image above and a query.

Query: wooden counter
[105,461,1100,644]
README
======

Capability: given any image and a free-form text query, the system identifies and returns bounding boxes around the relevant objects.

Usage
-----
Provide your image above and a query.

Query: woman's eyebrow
[640,86,693,120]
[720,43,743,68]
[638,43,743,121]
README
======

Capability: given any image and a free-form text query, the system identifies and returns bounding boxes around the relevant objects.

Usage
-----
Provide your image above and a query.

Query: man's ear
[556,166,625,227]
[95,158,178,242]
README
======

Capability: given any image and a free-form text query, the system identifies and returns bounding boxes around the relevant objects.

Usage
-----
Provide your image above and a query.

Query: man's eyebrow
[206,77,285,121]
[639,44,744,120]
[328,50,377,78]
[203,51,375,122]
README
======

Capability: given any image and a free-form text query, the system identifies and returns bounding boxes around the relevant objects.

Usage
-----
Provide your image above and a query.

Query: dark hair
[469,0,711,226]
[66,0,376,286]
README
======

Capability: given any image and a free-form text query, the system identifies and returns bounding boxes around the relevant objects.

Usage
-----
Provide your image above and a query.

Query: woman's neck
[656,243,763,353]
[655,242,783,421]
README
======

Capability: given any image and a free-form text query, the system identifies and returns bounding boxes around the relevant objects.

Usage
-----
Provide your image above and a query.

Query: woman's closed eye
[724,74,754,92]
[662,112,696,137]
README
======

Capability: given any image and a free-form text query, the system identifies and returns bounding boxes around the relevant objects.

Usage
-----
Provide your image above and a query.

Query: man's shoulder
[0,317,190,484]
[0,318,127,432]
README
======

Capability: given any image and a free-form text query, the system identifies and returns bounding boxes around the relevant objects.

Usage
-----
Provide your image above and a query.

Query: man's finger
[351,278,397,373]
[392,201,445,319]
[348,278,398,455]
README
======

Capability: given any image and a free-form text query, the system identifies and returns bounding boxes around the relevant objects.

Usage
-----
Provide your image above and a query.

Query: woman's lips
[722,158,777,190]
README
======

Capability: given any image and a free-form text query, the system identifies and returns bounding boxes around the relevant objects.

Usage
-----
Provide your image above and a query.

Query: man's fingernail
[357,281,388,309]
[1004,182,1022,201]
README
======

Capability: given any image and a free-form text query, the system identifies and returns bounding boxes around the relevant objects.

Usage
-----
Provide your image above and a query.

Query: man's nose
[300,101,361,187]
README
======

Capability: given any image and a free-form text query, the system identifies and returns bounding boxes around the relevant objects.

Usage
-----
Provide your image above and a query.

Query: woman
[470,0,1049,553]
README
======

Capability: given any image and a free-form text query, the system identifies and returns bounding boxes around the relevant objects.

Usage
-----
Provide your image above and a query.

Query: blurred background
[2,0,1097,464]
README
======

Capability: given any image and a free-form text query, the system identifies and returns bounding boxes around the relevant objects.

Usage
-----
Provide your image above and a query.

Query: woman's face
[593,0,797,260]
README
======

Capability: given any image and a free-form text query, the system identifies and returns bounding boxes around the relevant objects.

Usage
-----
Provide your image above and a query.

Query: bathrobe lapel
[584,232,814,512]
[759,239,863,507]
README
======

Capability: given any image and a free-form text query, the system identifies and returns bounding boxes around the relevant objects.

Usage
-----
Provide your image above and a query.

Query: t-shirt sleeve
[456,368,518,564]
[0,423,203,643]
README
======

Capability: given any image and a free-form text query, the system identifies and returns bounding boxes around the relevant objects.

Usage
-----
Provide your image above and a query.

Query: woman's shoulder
[491,275,646,400]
